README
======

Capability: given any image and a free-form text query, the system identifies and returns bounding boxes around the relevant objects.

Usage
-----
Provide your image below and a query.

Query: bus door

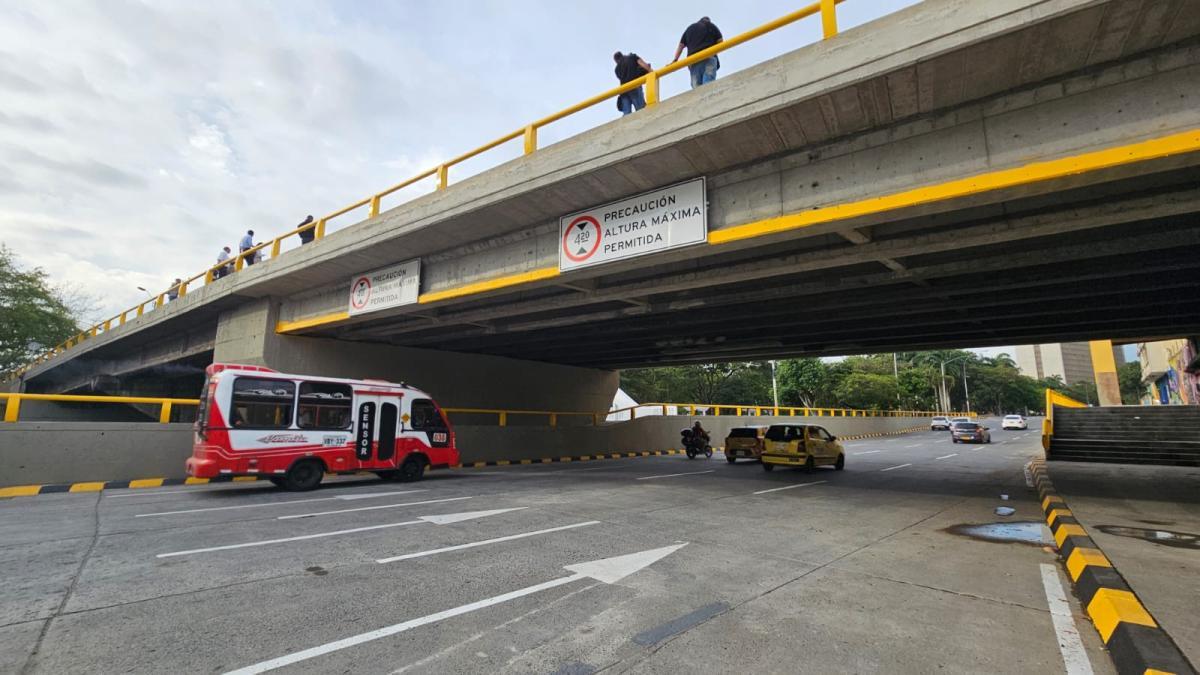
[354,392,401,464]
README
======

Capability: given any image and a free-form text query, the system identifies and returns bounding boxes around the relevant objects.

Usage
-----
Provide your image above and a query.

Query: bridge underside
[305,168,1200,368]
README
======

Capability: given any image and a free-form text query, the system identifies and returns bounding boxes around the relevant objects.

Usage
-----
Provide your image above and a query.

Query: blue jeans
[689,57,718,89]
[618,87,646,115]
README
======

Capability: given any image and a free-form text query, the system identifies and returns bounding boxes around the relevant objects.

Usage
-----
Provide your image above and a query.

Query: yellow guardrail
[0,392,958,427]
[445,402,970,427]
[1042,388,1086,450]
[0,393,200,424]
[4,0,848,383]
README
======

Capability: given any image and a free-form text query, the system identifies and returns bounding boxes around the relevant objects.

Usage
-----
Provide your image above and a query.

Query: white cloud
[0,0,920,322]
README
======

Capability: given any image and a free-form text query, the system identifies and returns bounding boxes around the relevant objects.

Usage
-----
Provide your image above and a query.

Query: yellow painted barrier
[0,393,198,424]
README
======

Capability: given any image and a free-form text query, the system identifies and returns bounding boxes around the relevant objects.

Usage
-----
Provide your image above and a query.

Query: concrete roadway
[0,419,1116,674]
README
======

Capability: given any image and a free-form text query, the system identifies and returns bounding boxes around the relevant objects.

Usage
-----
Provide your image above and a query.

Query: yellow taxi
[760,424,845,472]
[723,426,768,463]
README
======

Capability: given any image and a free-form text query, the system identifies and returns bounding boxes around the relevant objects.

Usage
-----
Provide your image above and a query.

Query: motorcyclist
[691,420,710,446]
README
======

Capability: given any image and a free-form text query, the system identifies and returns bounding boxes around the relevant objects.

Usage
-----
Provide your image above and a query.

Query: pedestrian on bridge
[215,246,232,279]
[166,278,182,302]
[239,229,256,266]
[296,215,315,245]
[613,51,652,116]
[671,17,723,88]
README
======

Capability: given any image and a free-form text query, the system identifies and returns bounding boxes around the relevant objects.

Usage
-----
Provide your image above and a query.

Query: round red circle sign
[350,276,372,310]
[563,216,602,263]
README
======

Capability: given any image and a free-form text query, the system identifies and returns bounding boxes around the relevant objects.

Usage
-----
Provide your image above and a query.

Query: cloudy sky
[0,0,1030,360]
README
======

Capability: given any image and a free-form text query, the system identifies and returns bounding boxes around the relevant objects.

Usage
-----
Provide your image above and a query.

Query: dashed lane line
[880,463,912,472]
[752,480,827,495]
[936,453,959,460]
[376,521,600,563]
[277,496,472,520]
[853,450,881,455]
[635,470,715,481]
[135,490,427,517]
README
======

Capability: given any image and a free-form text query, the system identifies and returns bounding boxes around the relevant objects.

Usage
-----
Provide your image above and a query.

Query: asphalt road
[0,419,1116,674]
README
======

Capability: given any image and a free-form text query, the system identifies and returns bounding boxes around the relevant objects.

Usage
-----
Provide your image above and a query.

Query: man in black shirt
[613,51,652,115]
[672,16,723,89]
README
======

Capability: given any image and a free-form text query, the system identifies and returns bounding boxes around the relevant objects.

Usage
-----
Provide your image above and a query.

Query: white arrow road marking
[377,521,599,563]
[224,543,688,674]
[880,463,912,472]
[135,490,427,517]
[1040,563,1094,675]
[417,508,526,525]
[277,496,473,520]
[752,480,827,496]
[635,470,714,481]
[936,453,958,460]
[156,507,521,558]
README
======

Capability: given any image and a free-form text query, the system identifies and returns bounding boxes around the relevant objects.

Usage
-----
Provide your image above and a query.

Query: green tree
[834,373,901,410]
[0,245,80,373]
[1118,361,1145,405]
[776,357,828,407]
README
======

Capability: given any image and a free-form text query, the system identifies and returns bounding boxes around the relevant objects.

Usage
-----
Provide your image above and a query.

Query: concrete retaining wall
[0,415,927,486]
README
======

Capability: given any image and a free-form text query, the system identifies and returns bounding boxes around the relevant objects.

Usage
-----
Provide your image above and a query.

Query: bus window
[410,399,445,431]
[297,382,353,430]
[196,376,212,438]
[231,378,295,429]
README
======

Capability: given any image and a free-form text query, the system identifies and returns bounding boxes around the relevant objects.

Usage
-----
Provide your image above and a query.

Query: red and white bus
[187,363,458,491]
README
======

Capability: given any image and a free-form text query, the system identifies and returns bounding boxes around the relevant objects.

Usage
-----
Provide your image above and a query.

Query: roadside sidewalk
[1047,461,1200,666]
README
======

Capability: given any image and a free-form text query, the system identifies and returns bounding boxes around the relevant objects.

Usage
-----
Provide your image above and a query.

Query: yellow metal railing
[0,392,955,427]
[0,393,200,424]
[445,402,968,427]
[1042,388,1086,450]
[4,0,848,383]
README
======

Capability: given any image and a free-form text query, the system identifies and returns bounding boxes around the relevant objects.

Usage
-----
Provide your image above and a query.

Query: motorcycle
[681,428,713,459]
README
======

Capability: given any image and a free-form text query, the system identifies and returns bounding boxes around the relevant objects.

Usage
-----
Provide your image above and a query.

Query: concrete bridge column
[212,298,619,413]
[1090,339,1122,407]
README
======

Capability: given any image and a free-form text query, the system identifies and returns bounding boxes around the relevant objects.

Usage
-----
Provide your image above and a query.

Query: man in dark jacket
[296,215,316,245]
[672,17,723,88]
[613,51,652,115]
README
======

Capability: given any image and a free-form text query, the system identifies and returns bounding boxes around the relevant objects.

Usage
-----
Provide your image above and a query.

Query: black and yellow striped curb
[1030,460,1196,675]
[0,425,930,498]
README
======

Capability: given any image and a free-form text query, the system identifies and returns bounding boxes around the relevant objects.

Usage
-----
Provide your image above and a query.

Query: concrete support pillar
[213,298,618,413]
[1090,339,1122,406]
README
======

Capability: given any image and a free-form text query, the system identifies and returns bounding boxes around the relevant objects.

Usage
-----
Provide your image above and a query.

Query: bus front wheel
[282,460,324,491]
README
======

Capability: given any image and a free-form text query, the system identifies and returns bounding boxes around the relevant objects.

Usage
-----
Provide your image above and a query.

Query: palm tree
[993,352,1017,368]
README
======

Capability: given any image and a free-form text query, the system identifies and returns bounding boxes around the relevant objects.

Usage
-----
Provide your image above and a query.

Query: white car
[931,416,951,430]
[951,417,971,426]
[1002,415,1028,430]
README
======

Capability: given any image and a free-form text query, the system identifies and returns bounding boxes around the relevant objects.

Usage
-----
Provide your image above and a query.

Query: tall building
[1014,342,1098,385]
[1137,338,1200,405]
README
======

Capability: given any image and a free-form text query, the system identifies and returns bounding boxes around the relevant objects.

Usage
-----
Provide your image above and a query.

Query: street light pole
[939,360,947,413]
[770,360,779,411]
[961,362,970,414]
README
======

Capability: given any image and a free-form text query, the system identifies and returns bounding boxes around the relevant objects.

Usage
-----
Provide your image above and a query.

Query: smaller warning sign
[558,178,706,271]
[347,259,420,316]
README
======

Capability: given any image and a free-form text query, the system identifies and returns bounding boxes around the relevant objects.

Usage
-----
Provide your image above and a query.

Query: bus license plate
[432,432,447,444]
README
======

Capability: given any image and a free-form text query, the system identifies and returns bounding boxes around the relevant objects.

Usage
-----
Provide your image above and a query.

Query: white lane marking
[224,544,688,674]
[880,463,912,472]
[107,485,269,498]
[936,453,958,460]
[853,450,881,455]
[635,470,714,481]
[1039,563,1094,675]
[277,496,472,520]
[158,520,422,558]
[158,507,519,558]
[904,443,922,448]
[752,480,827,495]
[136,490,426,517]
[377,521,600,563]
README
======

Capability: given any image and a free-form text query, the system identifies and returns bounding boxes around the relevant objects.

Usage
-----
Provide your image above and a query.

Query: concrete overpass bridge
[9,0,1200,413]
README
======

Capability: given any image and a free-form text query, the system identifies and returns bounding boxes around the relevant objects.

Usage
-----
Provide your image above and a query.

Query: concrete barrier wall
[1,423,194,486]
[0,415,928,486]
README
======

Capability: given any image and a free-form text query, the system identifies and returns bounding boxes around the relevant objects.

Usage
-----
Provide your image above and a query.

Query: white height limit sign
[558,178,707,271]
